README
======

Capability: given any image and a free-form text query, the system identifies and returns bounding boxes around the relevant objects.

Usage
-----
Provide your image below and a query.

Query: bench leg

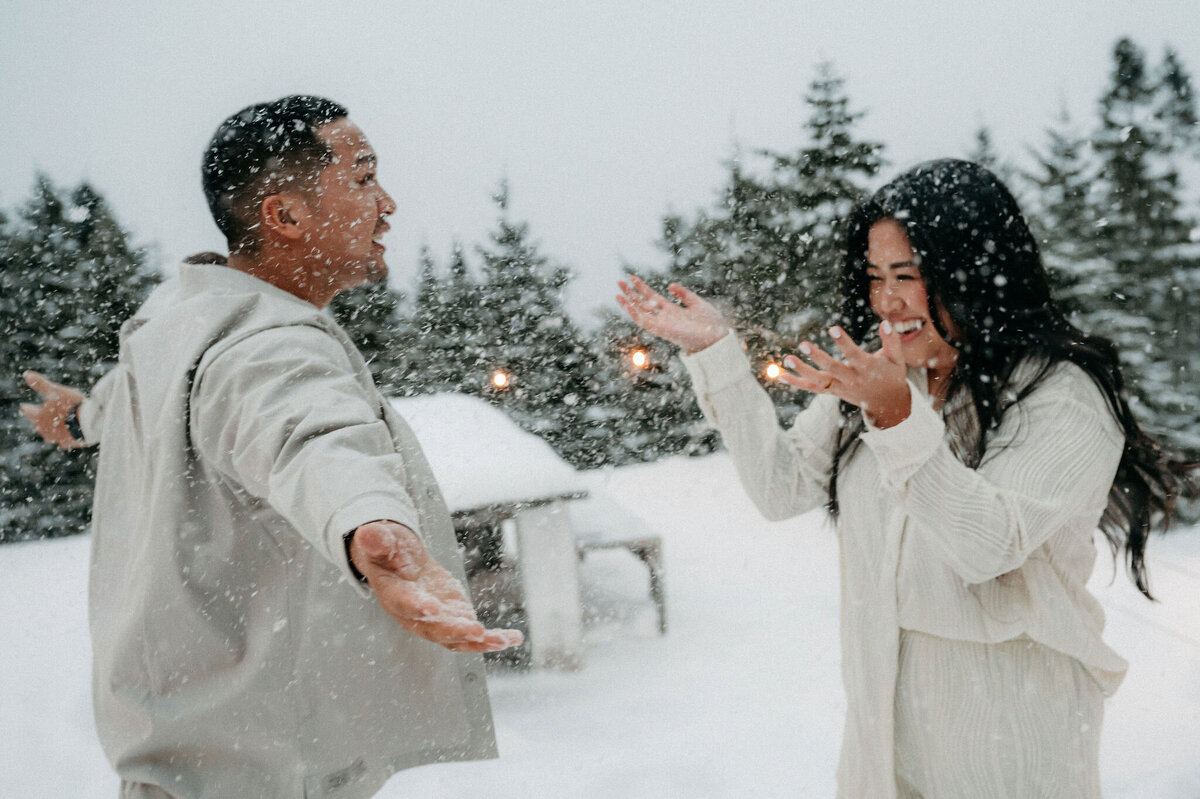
[628,541,667,635]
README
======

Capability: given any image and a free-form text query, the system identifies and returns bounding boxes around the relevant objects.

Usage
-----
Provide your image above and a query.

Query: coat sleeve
[190,324,423,591]
[77,366,122,445]
[861,364,1125,584]
[680,332,842,522]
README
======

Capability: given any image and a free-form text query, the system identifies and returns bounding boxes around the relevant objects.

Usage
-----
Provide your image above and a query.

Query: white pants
[894,630,1104,799]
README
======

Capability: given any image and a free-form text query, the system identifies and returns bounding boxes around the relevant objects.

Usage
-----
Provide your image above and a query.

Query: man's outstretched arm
[348,521,524,653]
[19,370,87,449]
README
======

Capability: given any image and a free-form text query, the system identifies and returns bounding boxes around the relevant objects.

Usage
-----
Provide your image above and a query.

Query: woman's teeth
[894,319,924,334]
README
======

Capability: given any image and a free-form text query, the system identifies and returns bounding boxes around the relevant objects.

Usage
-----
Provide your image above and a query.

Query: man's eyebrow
[354,153,377,167]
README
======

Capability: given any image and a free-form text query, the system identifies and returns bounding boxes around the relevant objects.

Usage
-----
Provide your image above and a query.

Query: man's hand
[20,371,87,449]
[349,521,524,653]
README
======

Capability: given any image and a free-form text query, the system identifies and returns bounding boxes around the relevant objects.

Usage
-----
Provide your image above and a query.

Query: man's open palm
[350,521,524,654]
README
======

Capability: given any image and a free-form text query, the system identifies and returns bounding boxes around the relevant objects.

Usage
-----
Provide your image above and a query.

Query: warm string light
[764,362,782,380]
[491,370,510,389]
[630,349,649,369]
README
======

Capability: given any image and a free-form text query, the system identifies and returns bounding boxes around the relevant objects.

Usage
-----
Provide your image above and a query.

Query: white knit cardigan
[680,333,1128,799]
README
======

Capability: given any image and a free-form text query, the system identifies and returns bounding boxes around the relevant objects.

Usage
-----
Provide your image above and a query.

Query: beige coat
[80,263,496,799]
[681,333,1127,799]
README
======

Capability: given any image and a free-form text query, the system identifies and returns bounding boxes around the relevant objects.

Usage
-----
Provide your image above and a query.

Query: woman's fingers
[627,274,662,307]
[795,341,853,381]
[667,282,703,308]
[878,320,904,364]
[618,276,668,316]
[827,326,870,364]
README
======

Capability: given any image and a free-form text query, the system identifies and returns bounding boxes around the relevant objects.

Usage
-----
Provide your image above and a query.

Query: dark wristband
[344,531,369,584]
[65,404,84,441]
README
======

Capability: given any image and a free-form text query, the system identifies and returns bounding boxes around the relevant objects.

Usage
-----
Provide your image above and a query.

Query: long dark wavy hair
[828,158,1192,599]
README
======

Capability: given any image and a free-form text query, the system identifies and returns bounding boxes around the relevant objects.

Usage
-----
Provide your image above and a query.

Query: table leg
[513,501,584,670]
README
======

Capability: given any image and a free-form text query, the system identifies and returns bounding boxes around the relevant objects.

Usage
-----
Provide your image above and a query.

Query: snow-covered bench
[570,496,666,634]
[391,393,665,669]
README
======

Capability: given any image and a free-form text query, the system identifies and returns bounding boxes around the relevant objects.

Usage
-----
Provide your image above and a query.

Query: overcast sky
[3,1,1199,320]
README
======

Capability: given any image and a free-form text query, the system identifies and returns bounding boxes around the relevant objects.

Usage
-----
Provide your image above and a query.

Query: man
[20,96,521,799]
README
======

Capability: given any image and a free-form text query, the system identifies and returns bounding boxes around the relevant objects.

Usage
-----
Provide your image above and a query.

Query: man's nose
[377,185,397,216]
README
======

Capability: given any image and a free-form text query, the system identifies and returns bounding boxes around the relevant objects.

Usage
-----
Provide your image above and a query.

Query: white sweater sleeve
[77,366,122,445]
[190,324,424,592]
[861,366,1124,583]
[681,332,842,522]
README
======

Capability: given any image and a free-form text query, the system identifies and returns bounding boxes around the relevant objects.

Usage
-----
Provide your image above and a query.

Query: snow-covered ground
[2,453,1198,797]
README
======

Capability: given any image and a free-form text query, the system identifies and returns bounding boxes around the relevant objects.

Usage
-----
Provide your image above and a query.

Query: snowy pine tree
[1023,107,1107,322]
[587,310,715,465]
[1155,48,1199,158]
[0,177,159,542]
[650,62,884,424]
[967,125,1018,190]
[330,277,408,393]
[1090,38,1200,456]
[400,245,491,396]
[472,183,604,467]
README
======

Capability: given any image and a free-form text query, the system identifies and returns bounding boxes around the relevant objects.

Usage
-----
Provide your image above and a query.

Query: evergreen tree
[967,125,1017,189]
[400,245,490,396]
[473,183,604,467]
[330,277,408,392]
[1155,47,1199,157]
[757,62,885,352]
[1090,38,1200,457]
[1023,107,1107,321]
[649,62,884,426]
[587,310,715,465]
[0,177,159,542]
[1095,38,1192,254]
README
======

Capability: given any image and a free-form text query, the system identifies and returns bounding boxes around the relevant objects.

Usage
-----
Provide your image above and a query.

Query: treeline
[0,181,159,540]
[2,37,1198,541]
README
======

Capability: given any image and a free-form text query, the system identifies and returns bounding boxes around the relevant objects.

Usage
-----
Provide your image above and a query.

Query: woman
[617,159,1189,798]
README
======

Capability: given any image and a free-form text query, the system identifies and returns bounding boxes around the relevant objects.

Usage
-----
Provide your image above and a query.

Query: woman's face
[866,218,959,374]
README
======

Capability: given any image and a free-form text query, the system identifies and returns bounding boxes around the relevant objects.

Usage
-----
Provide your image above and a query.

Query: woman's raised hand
[779,321,912,429]
[616,275,732,354]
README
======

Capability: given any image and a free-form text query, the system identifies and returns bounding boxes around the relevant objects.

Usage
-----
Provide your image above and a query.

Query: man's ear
[260,194,307,242]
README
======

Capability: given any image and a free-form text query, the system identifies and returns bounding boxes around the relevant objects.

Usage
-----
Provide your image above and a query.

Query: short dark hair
[201,95,348,252]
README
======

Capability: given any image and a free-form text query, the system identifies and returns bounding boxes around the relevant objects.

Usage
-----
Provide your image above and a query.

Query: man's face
[303,118,396,291]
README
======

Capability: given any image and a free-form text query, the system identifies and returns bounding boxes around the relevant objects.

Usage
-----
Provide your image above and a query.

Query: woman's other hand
[616,275,732,354]
[780,321,912,428]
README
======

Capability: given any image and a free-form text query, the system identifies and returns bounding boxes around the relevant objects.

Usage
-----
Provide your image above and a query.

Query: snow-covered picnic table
[392,393,599,668]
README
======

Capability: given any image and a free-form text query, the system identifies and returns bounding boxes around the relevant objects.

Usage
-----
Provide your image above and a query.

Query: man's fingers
[19,403,38,422]
[444,629,525,653]
[404,613,523,652]
[23,370,49,394]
